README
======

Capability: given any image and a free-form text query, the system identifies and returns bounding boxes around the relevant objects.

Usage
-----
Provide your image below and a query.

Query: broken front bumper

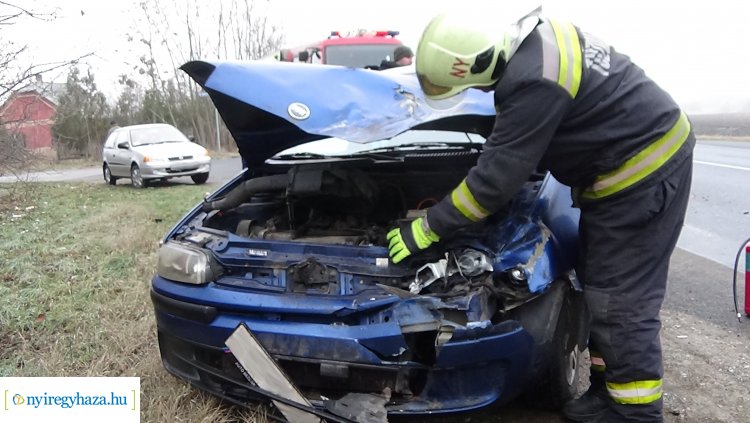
[151,275,538,415]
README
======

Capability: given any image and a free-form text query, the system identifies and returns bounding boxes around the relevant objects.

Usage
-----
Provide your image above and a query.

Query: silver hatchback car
[102,123,211,188]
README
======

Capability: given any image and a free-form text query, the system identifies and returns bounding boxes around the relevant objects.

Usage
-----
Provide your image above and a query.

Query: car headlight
[143,156,167,164]
[157,241,220,284]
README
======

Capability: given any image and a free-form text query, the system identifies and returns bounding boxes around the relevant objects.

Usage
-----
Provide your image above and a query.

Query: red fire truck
[277,30,404,68]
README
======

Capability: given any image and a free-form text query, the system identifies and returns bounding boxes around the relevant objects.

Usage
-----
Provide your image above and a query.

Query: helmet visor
[417,73,453,97]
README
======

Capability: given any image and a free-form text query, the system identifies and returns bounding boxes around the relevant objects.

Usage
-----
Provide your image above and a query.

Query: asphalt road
[679,140,750,268]
[0,156,244,185]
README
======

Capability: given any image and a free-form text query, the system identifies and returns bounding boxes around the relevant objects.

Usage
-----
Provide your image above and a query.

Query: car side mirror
[117,142,129,149]
[188,135,196,142]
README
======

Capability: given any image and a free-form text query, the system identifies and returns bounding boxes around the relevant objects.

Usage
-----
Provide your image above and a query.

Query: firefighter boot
[562,372,609,421]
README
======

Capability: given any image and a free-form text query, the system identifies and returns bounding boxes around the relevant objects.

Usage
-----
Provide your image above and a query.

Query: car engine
[200,160,472,249]
[186,156,546,310]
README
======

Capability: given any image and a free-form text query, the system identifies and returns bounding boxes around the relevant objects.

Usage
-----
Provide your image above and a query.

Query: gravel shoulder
[661,309,750,421]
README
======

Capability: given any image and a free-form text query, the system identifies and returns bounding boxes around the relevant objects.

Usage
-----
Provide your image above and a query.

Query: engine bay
[174,154,551,309]
[200,157,479,249]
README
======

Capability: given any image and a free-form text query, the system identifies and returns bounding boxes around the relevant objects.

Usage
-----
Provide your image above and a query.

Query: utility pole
[215,108,221,151]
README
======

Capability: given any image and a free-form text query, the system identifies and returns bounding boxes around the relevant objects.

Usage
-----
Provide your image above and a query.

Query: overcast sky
[12,0,750,114]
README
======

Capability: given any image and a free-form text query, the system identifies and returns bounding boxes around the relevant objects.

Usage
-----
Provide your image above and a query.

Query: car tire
[103,164,117,185]
[131,164,148,188]
[526,284,587,410]
[191,173,209,185]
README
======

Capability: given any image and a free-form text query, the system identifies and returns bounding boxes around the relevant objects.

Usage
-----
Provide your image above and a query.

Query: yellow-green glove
[387,217,440,264]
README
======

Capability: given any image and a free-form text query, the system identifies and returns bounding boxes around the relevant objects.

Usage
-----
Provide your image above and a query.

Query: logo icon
[12,394,24,405]
[288,103,311,120]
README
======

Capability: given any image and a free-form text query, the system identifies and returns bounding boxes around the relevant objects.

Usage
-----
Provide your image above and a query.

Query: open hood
[181,60,496,167]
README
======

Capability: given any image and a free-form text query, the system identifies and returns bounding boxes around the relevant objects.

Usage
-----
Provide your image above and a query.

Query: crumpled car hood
[180,60,496,167]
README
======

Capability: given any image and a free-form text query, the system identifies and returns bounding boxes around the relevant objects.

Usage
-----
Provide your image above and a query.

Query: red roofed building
[0,76,66,155]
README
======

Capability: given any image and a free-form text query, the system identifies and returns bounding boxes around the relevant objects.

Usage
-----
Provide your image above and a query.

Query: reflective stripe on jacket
[538,20,582,98]
[582,112,691,199]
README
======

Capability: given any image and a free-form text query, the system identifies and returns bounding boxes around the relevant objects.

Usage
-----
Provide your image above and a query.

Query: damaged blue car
[150,60,587,418]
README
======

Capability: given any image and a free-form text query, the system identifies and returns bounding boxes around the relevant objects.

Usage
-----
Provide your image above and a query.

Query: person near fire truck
[379,45,414,69]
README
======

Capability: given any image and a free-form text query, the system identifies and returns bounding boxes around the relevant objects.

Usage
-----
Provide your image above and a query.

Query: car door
[109,129,132,177]
[102,132,117,171]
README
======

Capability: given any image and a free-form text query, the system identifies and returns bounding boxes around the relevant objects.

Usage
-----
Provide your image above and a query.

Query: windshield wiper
[273,152,332,160]
[355,142,466,154]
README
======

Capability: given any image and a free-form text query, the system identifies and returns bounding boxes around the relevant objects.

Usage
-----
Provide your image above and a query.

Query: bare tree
[0,1,92,178]
[129,0,285,151]
[0,2,89,99]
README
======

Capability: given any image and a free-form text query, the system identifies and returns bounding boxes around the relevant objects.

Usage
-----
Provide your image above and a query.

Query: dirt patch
[661,309,750,421]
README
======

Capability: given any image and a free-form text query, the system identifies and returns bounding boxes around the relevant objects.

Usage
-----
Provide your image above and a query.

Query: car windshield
[274,130,485,158]
[131,126,189,146]
[324,44,400,68]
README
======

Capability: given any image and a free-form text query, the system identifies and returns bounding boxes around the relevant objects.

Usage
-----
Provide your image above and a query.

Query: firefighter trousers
[577,147,693,422]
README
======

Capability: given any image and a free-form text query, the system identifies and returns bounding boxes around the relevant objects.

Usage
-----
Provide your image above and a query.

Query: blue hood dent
[181,60,496,166]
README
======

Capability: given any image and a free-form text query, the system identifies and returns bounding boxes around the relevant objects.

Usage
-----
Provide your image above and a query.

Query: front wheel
[103,164,117,185]
[130,164,148,188]
[526,284,587,410]
[191,173,209,185]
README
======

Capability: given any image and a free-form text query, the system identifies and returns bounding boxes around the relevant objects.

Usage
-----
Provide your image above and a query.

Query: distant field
[690,113,750,138]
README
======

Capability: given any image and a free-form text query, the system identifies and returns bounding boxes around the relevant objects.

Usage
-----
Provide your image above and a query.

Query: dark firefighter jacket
[427,19,694,237]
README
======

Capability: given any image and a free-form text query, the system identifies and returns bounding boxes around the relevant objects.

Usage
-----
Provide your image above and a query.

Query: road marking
[694,160,750,172]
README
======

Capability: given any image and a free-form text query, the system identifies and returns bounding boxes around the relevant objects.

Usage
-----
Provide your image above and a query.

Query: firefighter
[379,45,415,69]
[106,120,120,137]
[387,10,694,423]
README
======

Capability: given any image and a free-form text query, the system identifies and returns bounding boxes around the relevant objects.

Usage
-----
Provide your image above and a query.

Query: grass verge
[0,182,270,422]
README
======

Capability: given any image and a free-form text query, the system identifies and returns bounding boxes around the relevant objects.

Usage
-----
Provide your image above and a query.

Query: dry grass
[0,182,272,422]
[690,113,750,141]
